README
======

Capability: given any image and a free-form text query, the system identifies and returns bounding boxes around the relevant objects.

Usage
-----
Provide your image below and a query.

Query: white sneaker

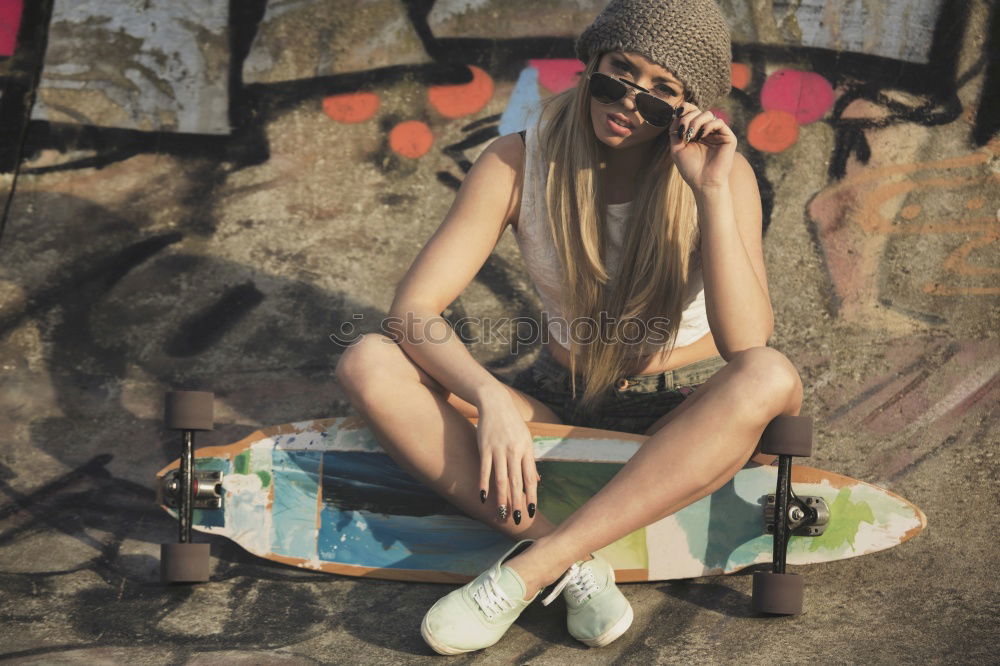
[542,553,633,647]
[420,540,537,655]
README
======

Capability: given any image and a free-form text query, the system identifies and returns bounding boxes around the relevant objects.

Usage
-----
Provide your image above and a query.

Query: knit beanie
[576,0,732,108]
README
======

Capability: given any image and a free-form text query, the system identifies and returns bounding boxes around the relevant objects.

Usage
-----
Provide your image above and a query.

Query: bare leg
[335,334,562,539]
[640,361,778,466]
[504,346,804,597]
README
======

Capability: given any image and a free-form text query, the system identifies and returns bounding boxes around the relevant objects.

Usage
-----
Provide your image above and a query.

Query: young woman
[335,0,803,654]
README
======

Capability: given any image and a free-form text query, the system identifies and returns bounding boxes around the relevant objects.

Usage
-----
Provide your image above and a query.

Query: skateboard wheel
[758,415,812,457]
[751,571,804,615]
[164,391,214,431]
[160,543,210,583]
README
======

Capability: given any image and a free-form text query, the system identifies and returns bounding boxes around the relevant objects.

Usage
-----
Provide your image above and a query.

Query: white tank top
[513,122,711,357]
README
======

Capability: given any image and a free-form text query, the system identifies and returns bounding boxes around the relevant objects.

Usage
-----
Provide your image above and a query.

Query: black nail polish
[677,126,685,139]
[528,503,536,518]
[694,127,704,141]
[480,489,487,503]
[513,510,522,525]
[675,106,684,118]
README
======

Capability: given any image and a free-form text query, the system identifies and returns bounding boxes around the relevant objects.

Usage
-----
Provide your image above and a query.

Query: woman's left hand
[668,102,737,192]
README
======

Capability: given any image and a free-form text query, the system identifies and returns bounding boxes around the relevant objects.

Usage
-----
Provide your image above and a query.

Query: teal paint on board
[191,457,228,528]
[270,449,322,558]
[673,472,770,571]
[316,450,509,572]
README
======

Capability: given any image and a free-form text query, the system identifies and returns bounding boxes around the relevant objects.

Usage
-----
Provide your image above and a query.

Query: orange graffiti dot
[747,110,799,153]
[322,92,379,123]
[965,196,986,210]
[389,120,433,159]
[428,65,494,118]
[731,63,751,90]
[899,204,922,219]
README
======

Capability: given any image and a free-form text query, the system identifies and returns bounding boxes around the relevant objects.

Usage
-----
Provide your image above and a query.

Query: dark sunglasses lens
[589,73,626,104]
[636,94,674,127]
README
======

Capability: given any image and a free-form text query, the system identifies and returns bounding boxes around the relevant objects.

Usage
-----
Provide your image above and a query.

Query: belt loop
[657,372,667,392]
[662,368,675,391]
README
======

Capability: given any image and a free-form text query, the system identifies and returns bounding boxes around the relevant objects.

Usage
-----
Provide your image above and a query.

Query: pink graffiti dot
[709,107,730,125]
[747,110,799,153]
[528,59,585,93]
[899,204,921,220]
[760,69,834,125]
[0,0,25,56]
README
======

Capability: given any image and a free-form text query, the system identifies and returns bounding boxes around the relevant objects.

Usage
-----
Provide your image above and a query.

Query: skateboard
[156,392,926,614]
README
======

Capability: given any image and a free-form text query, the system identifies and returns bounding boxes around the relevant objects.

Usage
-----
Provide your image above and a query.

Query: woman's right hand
[475,397,539,526]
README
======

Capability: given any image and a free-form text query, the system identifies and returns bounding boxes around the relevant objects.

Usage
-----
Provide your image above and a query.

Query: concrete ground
[0,1,997,663]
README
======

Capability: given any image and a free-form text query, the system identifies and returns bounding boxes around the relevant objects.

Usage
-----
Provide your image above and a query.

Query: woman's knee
[334,333,404,392]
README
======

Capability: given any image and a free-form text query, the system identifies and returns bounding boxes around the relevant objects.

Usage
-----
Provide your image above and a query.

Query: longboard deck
[156,417,926,583]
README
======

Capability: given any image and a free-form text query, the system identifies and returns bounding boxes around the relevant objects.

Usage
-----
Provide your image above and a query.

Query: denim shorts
[493,345,727,435]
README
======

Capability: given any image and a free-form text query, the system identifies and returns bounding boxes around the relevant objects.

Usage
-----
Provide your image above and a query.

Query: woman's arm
[387,132,539,515]
[388,132,523,408]
[695,152,773,359]
[669,105,773,360]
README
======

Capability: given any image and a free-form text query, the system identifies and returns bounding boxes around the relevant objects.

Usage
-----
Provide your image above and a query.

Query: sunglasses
[588,72,676,127]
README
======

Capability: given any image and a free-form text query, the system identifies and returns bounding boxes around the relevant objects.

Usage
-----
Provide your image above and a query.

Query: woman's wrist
[693,182,732,202]
[473,380,514,411]
[693,184,736,233]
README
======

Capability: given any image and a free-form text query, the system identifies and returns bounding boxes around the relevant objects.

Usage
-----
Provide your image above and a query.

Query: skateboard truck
[161,469,224,510]
[752,415,814,616]
[764,492,829,537]
[159,390,214,584]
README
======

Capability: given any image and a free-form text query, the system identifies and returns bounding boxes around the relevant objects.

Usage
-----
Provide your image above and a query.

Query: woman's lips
[606,113,633,136]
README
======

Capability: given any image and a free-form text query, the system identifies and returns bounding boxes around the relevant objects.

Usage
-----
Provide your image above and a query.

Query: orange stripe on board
[255,552,651,584]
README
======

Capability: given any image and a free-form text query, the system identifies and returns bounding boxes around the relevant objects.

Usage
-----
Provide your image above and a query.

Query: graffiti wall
[0,0,996,661]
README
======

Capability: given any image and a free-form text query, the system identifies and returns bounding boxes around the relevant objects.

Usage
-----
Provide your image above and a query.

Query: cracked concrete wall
[0,0,997,662]
[31,0,231,133]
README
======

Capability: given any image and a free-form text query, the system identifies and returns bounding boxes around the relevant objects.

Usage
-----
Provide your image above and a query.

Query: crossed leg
[337,335,799,592]
[335,334,566,539]
[504,345,803,598]
[640,368,778,466]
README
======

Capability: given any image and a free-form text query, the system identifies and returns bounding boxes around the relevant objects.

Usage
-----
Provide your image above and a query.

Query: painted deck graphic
[157,418,926,583]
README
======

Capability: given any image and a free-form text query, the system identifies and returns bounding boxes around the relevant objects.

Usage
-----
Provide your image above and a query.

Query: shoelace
[540,560,603,606]
[565,564,600,604]
[472,573,515,620]
[540,563,578,606]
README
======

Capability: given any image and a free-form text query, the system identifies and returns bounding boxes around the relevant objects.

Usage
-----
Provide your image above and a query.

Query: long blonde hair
[535,53,700,413]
